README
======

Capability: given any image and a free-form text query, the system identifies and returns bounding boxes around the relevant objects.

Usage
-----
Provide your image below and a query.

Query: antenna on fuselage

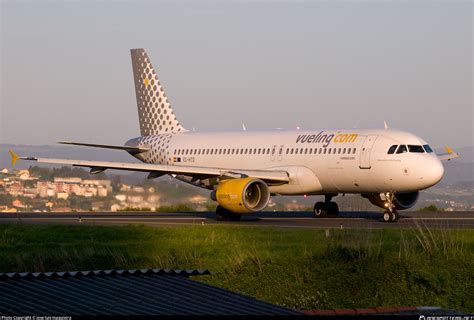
[384,121,389,130]
[242,123,247,131]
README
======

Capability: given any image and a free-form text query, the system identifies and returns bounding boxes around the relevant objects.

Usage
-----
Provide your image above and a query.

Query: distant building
[37,178,109,198]
[110,204,122,212]
[128,195,144,203]
[115,194,127,202]
[57,192,69,200]
[54,177,82,184]
[0,206,17,213]
[97,186,108,197]
[7,182,23,196]
[131,186,145,193]
[22,187,38,199]
[46,189,56,197]
[12,199,25,208]
[83,179,112,192]
[18,170,30,180]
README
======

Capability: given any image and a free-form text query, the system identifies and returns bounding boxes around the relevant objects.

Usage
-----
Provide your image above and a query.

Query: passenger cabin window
[423,144,433,153]
[408,145,424,153]
[396,145,408,154]
[387,145,397,154]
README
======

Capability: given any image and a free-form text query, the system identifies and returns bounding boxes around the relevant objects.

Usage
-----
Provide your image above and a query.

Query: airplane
[10,48,459,222]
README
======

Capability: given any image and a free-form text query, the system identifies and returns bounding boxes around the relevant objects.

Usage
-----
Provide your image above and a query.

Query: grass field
[0,224,472,312]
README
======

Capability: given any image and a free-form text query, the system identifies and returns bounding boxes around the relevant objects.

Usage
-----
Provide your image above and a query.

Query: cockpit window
[408,145,425,153]
[423,144,433,153]
[396,145,407,154]
[387,145,397,154]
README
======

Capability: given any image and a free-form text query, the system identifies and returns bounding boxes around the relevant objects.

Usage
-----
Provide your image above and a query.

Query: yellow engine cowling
[213,178,270,214]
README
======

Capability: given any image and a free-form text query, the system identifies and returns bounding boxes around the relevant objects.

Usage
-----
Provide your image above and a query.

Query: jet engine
[364,192,419,210]
[211,178,270,214]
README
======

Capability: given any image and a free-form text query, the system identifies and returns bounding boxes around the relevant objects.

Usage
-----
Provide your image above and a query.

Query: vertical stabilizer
[130,48,186,136]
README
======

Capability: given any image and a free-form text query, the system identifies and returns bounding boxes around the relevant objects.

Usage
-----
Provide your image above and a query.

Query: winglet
[437,145,459,161]
[445,145,454,154]
[9,150,19,167]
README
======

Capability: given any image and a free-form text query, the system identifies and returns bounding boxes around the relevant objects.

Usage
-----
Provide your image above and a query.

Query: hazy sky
[1,1,472,148]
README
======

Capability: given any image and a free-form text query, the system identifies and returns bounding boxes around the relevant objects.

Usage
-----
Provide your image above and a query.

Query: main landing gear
[216,205,242,221]
[382,192,399,222]
[313,194,339,218]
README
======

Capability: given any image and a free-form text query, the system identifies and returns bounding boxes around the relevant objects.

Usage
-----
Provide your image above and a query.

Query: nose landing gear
[313,194,339,218]
[382,192,399,222]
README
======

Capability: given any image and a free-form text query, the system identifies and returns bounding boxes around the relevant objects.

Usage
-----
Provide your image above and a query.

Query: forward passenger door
[359,135,378,169]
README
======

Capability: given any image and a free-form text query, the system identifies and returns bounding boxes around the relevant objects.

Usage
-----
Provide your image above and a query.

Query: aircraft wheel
[382,211,392,222]
[328,202,339,216]
[216,206,242,221]
[391,211,399,222]
[313,202,327,218]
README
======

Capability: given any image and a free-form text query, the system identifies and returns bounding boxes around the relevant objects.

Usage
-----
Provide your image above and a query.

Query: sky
[1,1,472,148]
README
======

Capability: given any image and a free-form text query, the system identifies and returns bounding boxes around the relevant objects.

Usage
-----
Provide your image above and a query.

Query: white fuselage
[127,129,444,195]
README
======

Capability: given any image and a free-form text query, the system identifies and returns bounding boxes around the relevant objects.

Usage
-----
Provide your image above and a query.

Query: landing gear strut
[313,194,339,218]
[216,205,242,221]
[382,192,399,222]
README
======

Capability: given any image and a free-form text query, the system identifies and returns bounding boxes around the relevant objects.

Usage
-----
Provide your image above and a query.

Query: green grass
[0,224,472,312]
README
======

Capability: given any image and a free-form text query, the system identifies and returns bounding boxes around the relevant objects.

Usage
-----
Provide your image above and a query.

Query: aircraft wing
[437,145,459,161]
[15,154,289,185]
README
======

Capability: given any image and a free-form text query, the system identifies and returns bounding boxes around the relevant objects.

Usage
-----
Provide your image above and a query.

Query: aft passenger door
[359,135,378,169]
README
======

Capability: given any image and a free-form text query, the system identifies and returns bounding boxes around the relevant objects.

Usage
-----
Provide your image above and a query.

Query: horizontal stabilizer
[58,141,149,153]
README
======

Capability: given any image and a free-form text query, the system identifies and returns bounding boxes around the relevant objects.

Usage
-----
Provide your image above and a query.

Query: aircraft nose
[424,157,444,187]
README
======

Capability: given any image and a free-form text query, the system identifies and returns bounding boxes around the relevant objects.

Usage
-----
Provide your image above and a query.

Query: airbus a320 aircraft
[11,49,459,222]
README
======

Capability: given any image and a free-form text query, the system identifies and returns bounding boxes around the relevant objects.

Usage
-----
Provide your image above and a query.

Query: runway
[0,211,473,229]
